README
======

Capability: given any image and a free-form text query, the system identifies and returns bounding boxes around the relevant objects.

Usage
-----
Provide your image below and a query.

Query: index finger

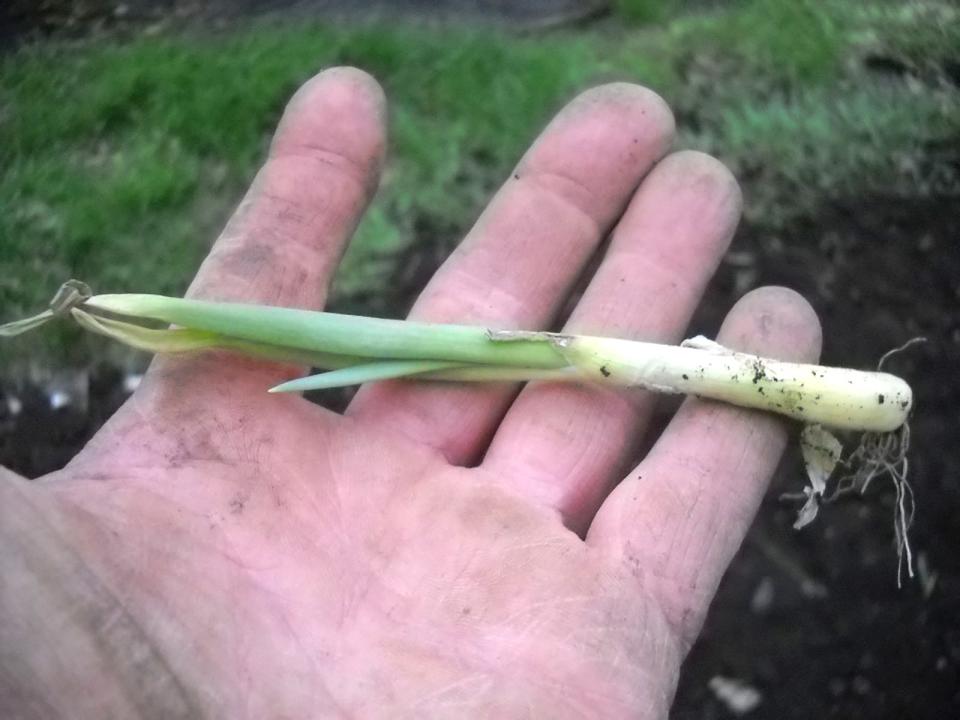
[188,67,386,308]
[347,83,675,464]
[147,67,386,392]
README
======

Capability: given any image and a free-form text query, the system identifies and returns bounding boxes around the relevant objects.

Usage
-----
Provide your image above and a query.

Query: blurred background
[1,0,958,717]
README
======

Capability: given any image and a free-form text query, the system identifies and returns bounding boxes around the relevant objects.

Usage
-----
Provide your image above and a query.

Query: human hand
[0,68,821,719]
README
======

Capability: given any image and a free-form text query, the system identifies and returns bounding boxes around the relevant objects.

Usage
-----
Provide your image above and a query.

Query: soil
[3,193,958,718]
[2,0,610,45]
[670,195,960,719]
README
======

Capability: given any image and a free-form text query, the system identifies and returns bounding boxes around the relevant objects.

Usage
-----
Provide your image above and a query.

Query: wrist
[0,470,198,719]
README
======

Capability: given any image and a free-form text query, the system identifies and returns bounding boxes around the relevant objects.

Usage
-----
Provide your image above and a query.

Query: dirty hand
[1,69,821,718]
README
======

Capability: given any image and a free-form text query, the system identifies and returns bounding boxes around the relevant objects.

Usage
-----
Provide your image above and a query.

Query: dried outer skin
[556,335,912,433]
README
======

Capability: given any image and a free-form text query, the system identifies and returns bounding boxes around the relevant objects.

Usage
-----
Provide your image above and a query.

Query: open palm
[2,69,821,718]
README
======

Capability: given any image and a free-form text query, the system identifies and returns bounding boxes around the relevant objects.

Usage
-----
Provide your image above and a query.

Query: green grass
[613,0,683,25]
[686,81,959,225]
[1,0,957,366]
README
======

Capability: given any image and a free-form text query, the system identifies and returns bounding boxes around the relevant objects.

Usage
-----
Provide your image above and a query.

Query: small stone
[750,577,775,614]
[852,675,871,695]
[709,676,762,715]
[48,390,71,410]
[6,396,22,416]
[123,373,143,394]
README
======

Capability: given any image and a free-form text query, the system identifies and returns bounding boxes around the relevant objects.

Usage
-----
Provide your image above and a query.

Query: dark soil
[3,193,958,718]
[672,194,960,719]
[1,0,609,46]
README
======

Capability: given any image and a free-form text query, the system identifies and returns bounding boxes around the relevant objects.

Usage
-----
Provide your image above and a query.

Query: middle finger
[347,83,675,464]
[481,151,742,530]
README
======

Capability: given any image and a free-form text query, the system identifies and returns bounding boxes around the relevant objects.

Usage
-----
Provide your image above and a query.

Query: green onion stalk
[2,281,919,582]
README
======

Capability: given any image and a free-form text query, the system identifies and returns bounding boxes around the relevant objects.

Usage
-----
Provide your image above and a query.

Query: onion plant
[2,280,919,582]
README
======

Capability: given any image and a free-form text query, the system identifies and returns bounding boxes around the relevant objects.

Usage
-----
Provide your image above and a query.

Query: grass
[1,0,957,367]
[613,0,683,25]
